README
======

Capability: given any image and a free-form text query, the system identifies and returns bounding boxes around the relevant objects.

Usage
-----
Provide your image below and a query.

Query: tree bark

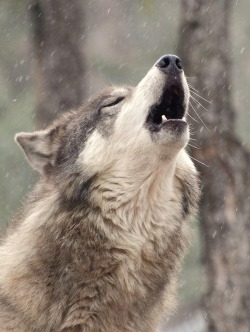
[29,0,85,128]
[178,1,250,331]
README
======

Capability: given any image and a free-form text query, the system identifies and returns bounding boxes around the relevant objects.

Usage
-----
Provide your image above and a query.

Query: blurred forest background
[0,1,250,331]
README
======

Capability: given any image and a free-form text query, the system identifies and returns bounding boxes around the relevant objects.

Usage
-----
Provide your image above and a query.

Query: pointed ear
[15,128,59,174]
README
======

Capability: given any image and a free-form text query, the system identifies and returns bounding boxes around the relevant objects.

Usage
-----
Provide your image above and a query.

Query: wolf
[0,55,200,332]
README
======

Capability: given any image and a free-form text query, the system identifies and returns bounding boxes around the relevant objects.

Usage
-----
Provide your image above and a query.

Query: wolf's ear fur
[15,128,60,174]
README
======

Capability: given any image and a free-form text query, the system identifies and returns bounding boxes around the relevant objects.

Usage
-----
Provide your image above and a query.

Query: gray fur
[0,62,200,332]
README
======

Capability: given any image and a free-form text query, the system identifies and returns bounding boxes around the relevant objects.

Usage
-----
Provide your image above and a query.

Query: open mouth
[146,85,186,131]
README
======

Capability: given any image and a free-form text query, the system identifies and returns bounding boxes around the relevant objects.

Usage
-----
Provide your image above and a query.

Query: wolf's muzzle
[145,55,187,133]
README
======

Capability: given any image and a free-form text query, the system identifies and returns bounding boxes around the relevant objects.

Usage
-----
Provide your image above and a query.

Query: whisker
[189,101,210,131]
[188,84,200,94]
[188,143,201,149]
[187,112,199,123]
[190,90,211,104]
[188,103,200,123]
[190,95,210,112]
[190,156,209,168]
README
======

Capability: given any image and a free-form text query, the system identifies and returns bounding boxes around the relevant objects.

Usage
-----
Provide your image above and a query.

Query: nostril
[155,55,183,73]
[156,56,171,69]
[175,58,183,70]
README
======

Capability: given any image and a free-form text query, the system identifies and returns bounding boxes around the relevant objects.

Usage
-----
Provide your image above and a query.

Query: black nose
[155,55,183,74]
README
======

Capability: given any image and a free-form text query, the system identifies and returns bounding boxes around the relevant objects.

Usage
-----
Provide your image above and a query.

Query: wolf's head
[16,55,192,199]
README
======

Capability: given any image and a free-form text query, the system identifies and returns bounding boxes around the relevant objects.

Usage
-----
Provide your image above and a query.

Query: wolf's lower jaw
[162,115,186,123]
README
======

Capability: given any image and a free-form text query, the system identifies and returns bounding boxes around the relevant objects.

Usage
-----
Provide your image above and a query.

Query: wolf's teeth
[162,115,167,122]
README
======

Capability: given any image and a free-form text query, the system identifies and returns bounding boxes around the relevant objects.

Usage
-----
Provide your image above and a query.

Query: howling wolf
[0,55,200,331]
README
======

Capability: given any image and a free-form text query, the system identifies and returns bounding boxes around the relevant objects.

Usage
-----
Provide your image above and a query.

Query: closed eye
[101,96,125,109]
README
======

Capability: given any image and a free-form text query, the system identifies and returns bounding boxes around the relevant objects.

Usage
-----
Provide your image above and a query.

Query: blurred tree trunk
[29,0,85,128]
[178,1,250,331]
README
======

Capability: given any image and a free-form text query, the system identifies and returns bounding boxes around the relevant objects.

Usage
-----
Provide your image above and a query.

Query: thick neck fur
[0,150,199,332]
[91,156,179,236]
